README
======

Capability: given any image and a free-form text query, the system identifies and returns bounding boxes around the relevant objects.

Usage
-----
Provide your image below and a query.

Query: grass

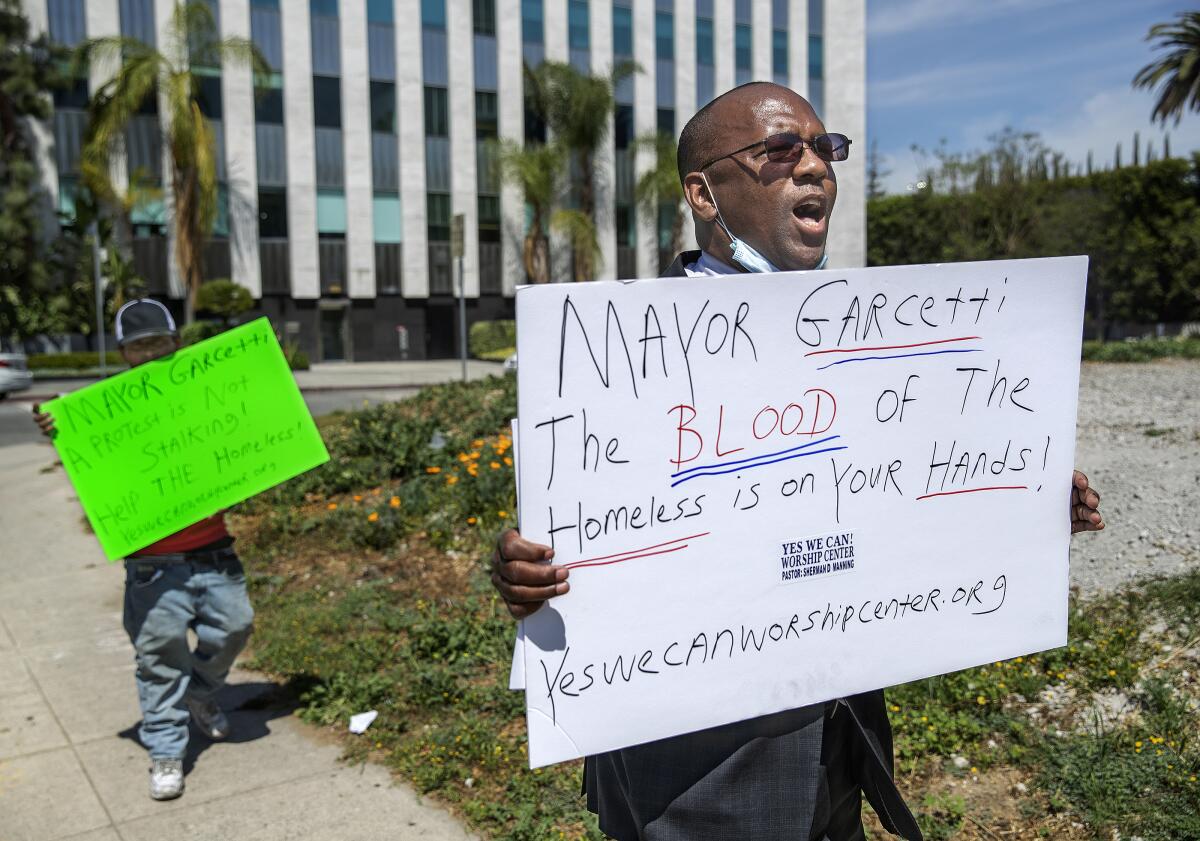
[231,375,1199,841]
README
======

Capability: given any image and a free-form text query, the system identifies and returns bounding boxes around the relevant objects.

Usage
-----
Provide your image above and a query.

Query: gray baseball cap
[115,299,178,347]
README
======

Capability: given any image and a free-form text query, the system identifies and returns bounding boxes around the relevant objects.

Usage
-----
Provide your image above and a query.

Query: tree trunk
[576,152,596,282]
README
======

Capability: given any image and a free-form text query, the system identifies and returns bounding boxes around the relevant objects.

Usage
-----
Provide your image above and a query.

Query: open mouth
[792,194,827,234]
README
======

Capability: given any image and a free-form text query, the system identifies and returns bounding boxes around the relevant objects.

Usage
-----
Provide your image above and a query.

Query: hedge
[468,320,516,358]
[27,351,124,370]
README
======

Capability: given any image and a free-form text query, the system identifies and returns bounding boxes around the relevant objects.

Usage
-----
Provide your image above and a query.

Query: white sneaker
[186,696,231,740]
[149,758,184,801]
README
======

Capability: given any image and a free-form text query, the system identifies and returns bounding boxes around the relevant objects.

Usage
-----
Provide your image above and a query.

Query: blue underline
[670,446,849,487]
[816,348,983,371]
[671,435,842,479]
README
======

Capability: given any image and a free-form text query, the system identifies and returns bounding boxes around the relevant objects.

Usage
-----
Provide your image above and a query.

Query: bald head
[677,82,809,183]
[676,81,836,272]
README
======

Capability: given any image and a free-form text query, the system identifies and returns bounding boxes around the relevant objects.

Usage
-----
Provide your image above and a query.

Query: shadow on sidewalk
[118,679,305,774]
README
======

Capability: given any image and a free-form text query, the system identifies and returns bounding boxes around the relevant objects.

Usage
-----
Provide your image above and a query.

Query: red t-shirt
[137,513,231,555]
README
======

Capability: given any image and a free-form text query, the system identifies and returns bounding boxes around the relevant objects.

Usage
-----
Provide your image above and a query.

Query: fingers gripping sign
[32,402,57,438]
[491,528,570,619]
[1070,469,1104,534]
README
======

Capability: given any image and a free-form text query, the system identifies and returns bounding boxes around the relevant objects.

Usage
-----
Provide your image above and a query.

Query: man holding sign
[34,301,259,801]
[492,83,1104,841]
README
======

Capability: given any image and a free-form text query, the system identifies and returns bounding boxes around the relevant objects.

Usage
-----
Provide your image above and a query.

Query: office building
[24,0,864,360]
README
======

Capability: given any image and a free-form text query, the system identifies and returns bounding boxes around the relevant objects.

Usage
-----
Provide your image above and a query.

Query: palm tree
[74,1,267,323]
[525,59,638,281]
[497,139,566,284]
[1133,11,1200,125]
[633,132,685,266]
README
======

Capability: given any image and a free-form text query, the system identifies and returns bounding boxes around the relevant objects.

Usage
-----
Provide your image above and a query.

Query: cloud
[867,0,1083,38]
[869,33,1135,109]
[1032,84,1200,169]
[874,85,1200,195]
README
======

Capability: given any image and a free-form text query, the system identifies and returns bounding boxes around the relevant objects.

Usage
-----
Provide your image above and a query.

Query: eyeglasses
[698,132,852,171]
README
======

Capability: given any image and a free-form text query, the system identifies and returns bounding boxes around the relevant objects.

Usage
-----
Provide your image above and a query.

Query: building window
[313,76,341,127]
[615,105,633,149]
[422,0,446,28]
[317,189,347,234]
[368,0,392,22]
[568,0,588,51]
[655,11,673,61]
[370,81,396,133]
[373,193,402,243]
[773,30,787,78]
[735,25,751,75]
[808,0,823,33]
[478,195,500,243]
[474,0,496,35]
[251,0,278,6]
[255,85,284,123]
[258,188,288,237]
[310,0,336,14]
[54,76,89,110]
[809,34,823,79]
[612,4,632,57]
[196,75,222,119]
[427,193,451,240]
[772,0,787,28]
[521,0,543,43]
[424,87,449,136]
[695,16,713,66]
[656,108,674,136]
[475,91,498,139]
[735,0,751,24]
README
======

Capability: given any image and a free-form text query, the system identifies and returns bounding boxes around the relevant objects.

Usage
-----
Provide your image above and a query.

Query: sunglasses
[699,132,852,171]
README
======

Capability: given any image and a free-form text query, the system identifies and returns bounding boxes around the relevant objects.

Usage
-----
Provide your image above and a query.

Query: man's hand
[31,403,56,439]
[491,529,569,619]
[1071,469,1104,534]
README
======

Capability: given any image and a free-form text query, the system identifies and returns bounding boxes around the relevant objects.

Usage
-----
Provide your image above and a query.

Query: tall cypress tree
[0,0,64,343]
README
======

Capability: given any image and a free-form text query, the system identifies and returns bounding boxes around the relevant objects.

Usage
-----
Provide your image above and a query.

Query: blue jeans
[122,554,255,759]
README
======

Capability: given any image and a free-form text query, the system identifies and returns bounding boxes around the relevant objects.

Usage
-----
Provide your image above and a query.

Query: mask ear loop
[700,173,738,244]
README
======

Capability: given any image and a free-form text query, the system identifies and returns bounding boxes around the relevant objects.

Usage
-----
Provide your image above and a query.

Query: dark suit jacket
[582,251,923,841]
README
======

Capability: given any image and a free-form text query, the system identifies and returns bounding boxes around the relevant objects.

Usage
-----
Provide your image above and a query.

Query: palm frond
[1133,12,1200,125]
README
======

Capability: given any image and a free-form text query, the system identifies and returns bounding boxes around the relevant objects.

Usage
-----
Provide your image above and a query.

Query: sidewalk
[21,360,506,403]
[0,439,478,841]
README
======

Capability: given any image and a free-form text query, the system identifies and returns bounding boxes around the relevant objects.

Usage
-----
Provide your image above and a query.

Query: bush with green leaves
[195,278,254,324]
[27,351,123,370]
[179,320,224,346]
[469,320,516,357]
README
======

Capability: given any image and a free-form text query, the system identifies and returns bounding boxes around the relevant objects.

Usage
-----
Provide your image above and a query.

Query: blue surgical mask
[703,173,828,273]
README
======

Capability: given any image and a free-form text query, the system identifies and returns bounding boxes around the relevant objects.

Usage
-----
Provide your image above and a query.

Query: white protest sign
[514,256,1087,768]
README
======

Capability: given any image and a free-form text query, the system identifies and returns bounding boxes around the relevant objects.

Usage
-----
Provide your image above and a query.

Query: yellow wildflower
[390,496,401,507]
[446,476,459,485]
[426,466,442,474]
[503,456,513,466]
[327,502,338,510]
[368,512,379,523]
[490,461,500,469]
[498,510,508,518]
[976,696,987,705]
[353,494,363,502]
[467,516,477,525]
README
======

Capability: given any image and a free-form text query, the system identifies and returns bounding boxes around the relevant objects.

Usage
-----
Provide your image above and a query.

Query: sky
[866,0,1200,194]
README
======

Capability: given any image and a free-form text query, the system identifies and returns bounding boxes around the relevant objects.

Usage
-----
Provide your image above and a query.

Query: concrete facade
[25,0,865,361]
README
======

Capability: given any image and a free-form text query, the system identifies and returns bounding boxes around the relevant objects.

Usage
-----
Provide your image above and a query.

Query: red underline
[917,485,1028,501]
[563,531,711,569]
[568,544,691,570]
[804,336,983,357]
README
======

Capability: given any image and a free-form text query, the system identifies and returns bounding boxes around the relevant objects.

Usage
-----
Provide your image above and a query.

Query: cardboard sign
[513,257,1087,767]
[44,318,329,560]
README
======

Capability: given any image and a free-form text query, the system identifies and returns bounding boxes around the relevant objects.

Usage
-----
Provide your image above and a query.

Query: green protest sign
[43,318,330,560]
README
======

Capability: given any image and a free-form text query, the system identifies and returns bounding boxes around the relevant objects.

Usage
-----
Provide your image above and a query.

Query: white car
[0,352,34,399]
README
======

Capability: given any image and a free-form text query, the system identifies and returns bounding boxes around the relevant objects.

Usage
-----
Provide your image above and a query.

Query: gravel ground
[1070,359,1200,596]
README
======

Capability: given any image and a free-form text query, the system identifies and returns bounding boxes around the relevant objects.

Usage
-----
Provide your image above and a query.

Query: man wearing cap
[490,82,1105,840]
[33,299,255,802]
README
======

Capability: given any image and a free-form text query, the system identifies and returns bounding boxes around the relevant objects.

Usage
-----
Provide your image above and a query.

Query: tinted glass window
[313,75,342,128]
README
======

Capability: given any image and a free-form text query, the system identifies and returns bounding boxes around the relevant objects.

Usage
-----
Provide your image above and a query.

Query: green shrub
[282,342,310,370]
[27,351,124,370]
[1082,336,1200,362]
[195,278,254,322]
[179,320,224,346]
[469,320,516,357]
